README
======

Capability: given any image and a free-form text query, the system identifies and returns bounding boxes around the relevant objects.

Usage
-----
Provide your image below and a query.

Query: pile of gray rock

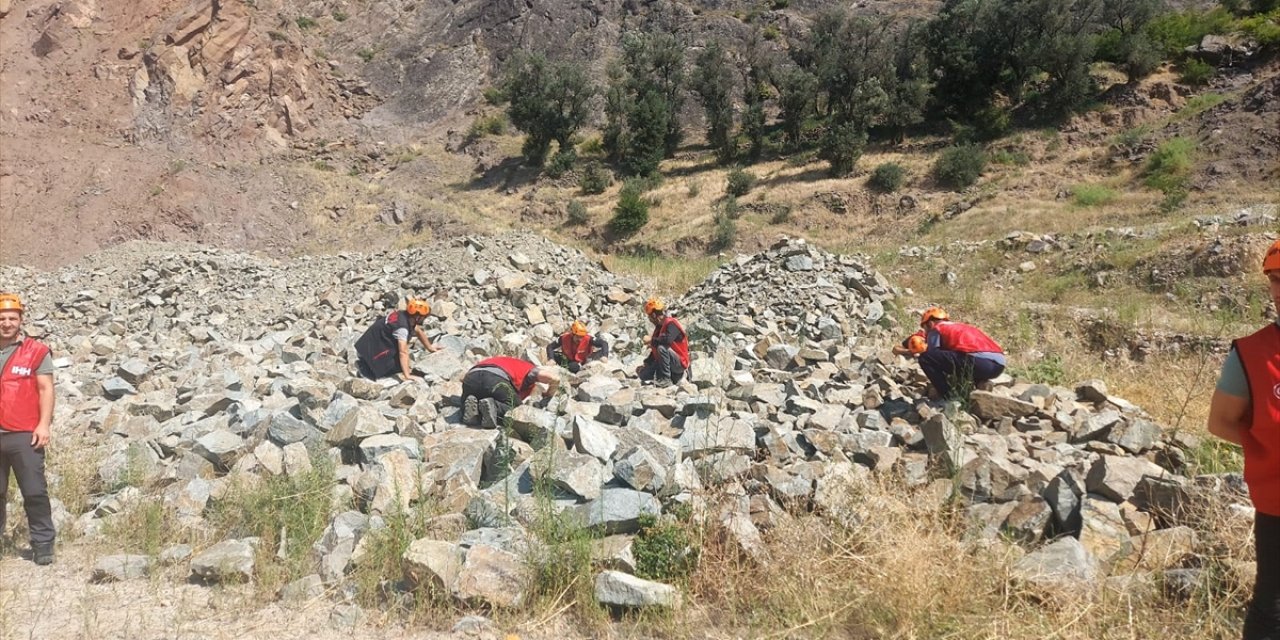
[0,233,1246,617]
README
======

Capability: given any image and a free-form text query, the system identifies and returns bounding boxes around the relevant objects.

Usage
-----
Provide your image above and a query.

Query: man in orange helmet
[898,306,1005,400]
[546,320,609,373]
[355,298,442,382]
[637,298,689,389]
[461,357,563,429]
[1208,237,1280,639]
[0,293,57,565]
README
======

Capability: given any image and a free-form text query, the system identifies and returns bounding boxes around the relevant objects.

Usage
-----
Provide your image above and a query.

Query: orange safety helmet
[920,306,949,327]
[643,297,667,315]
[570,320,588,337]
[0,293,23,313]
[1264,238,1280,273]
[907,334,927,355]
[406,298,431,316]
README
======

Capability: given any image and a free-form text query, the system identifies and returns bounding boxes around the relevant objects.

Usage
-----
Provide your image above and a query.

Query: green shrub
[770,205,794,224]
[295,16,318,29]
[933,144,987,190]
[332,10,348,21]
[868,163,906,193]
[467,114,507,140]
[633,514,698,582]
[991,149,1031,166]
[577,135,604,156]
[544,148,577,178]
[1144,137,1195,193]
[726,167,756,197]
[1072,184,1118,207]
[481,86,504,105]
[610,179,650,236]
[356,48,375,62]
[1020,353,1068,386]
[772,0,789,8]
[687,181,702,198]
[1146,8,1234,56]
[1240,10,1280,46]
[565,200,589,225]
[1179,58,1215,86]
[578,161,611,195]
[712,204,737,251]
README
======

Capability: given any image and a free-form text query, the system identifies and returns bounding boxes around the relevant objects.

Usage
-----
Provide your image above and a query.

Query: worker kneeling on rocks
[461,356,563,429]
[355,298,441,382]
[893,307,1005,399]
[546,320,609,373]
[636,298,689,389]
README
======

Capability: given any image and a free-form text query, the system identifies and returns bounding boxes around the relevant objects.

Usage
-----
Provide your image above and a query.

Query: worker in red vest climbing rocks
[0,293,57,566]
[546,320,609,373]
[1208,237,1280,640]
[354,298,441,381]
[461,357,563,429]
[636,297,689,388]
[893,306,1005,399]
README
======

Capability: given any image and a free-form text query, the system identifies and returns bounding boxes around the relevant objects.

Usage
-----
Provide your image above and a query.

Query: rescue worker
[460,356,563,429]
[636,298,689,388]
[1207,238,1280,639]
[893,307,1005,399]
[546,320,609,373]
[0,293,56,565]
[354,298,441,382]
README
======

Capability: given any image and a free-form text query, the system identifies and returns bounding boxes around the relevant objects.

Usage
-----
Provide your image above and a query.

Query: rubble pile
[0,234,1247,620]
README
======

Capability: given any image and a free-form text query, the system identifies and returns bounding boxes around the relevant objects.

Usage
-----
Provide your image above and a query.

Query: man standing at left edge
[0,293,56,565]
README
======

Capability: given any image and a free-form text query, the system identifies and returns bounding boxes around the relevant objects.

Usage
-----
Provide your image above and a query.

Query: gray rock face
[1012,537,1100,591]
[969,391,1038,420]
[1086,455,1168,502]
[191,539,255,583]
[594,570,681,608]
[614,446,666,494]
[91,554,153,582]
[403,538,464,590]
[572,488,662,534]
[267,411,320,446]
[192,429,244,470]
[679,415,755,456]
[453,544,527,608]
[1105,419,1162,454]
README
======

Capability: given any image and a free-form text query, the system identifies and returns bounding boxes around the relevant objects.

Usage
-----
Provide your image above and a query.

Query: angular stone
[267,411,320,446]
[102,377,138,399]
[453,544,527,608]
[614,446,666,494]
[403,539,464,591]
[1104,419,1163,454]
[191,539,255,583]
[359,434,421,462]
[594,570,681,609]
[921,413,962,466]
[282,442,312,476]
[192,429,244,471]
[280,574,325,603]
[325,403,394,446]
[969,391,1038,420]
[679,415,755,456]
[573,416,620,461]
[957,454,1028,503]
[1086,455,1168,502]
[590,536,637,573]
[91,554,152,583]
[765,344,800,370]
[1012,537,1100,591]
[1080,499,1130,561]
[571,488,661,535]
[116,359,152,385]
[1003,496,1052,543]
[536,448,605,501]
[577,375,623,403]
[1112,526,1198,572]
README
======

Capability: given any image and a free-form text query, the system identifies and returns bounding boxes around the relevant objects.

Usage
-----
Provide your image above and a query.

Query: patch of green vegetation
[726,167,756,197]
[1176,93,1226,120]
[295,16,318,30]
[313,160,335,172]
[565,200,589,226]
[1073,184,1118,207]
[1143,137,1195,210]
[1178,58,1215,86]
[467,114,507,140]
[332,10,348,22]
[578,162,611,195]
[933,144,987,190]
[633,513,698,582]
[357,48,376,62]
[868,163,906,193]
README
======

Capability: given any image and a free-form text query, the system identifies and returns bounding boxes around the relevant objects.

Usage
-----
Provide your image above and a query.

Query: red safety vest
[474,356,538,400]
[0,338,51,432]
[1235,324,1280,515]
[650,317,690,368]
[933,321,1003,354]
[558,333,594,364]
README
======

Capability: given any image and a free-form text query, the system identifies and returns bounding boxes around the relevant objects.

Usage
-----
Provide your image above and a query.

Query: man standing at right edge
[1208,238,1280,639]
[0,293,56,565]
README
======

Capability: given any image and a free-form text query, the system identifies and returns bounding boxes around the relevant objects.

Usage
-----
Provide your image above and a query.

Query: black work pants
[917,349,1004,399]
[461,369,519,422]
[638,346,685,384]
[1245,510,1280,639]
[0,431,55,546]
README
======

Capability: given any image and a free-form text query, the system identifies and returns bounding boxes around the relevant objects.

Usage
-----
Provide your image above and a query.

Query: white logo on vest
[9,366,32,376]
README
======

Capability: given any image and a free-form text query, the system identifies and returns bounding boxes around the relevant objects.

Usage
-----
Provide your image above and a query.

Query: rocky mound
[0,235,1244,622]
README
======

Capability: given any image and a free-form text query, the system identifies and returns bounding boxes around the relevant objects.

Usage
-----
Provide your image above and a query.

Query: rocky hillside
[0,235,1252,637]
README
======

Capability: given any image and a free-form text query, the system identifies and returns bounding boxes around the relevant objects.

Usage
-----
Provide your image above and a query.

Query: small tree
[777,68,818,149]
[933,144,987,190]
[565,200,589,225]
[819,121,867,177]
[726,167,756,197]
[692,41,737,164]
[868,163,906,192]
[578,162,611,195]
[610,180,650,236]
[499,53,596,167]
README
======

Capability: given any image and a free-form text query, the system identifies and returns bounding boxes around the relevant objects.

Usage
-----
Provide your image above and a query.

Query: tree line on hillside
[484,0,1279,236]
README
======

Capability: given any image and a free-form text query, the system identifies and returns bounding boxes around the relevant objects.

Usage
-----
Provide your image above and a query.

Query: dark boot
[33,541,54,566]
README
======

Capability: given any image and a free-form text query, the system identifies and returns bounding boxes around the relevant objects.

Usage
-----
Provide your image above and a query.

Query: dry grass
[675,477,1252,640]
